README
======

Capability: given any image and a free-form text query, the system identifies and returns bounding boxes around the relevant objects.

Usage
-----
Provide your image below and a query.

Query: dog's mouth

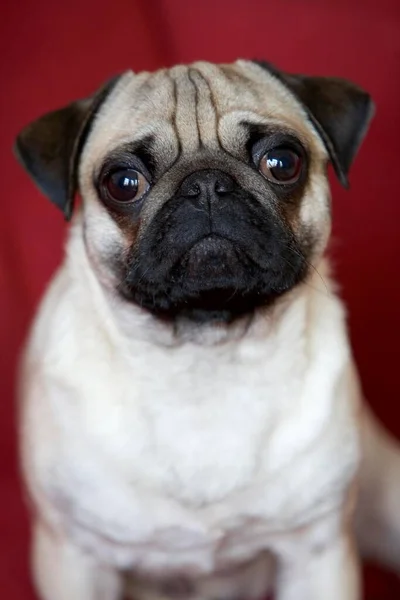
[169,235,266,321]
[180,235,244,285]
[120,232,305,324]
[174,258,251,324]
[119,192,310,323]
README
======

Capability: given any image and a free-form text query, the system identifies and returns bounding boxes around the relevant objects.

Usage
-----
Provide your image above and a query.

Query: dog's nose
[178,169,236,200]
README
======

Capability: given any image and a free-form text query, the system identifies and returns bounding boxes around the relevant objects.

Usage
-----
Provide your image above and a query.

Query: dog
[15,60,400,600]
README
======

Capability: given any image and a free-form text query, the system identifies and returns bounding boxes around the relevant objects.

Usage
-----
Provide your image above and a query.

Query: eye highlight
[259,147,303,184]
[101,168,150,204]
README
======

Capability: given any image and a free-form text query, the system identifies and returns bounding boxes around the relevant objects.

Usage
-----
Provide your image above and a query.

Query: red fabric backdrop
[1,1,399,597]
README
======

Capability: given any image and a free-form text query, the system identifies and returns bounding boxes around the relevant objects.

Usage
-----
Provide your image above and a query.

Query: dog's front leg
[273,513,360,600]
[32,519,123,600]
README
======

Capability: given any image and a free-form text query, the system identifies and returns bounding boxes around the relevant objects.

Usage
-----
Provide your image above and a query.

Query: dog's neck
[68,219,333,350]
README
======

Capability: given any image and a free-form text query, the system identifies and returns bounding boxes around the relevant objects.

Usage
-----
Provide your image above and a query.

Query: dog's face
[15,60,373,324]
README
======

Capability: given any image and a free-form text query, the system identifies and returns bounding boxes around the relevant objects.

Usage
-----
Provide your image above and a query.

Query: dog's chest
[47,327,358,573]
[68,330,309,502]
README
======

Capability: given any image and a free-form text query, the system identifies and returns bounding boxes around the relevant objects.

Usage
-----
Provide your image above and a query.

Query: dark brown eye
[103,168,150,203]
[259,147,302,184]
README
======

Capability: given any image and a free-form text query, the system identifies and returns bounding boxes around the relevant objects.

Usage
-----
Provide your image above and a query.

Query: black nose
[178,169,236,201]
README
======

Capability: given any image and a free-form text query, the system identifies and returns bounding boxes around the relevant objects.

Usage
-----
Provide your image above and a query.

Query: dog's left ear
[253,61,375,188]
[14,74,124,220]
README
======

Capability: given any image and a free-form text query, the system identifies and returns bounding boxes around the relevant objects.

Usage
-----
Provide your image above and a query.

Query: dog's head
[15,61,373,324]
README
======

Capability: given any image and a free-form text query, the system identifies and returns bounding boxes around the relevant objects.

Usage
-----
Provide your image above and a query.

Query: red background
[1,1,399,598]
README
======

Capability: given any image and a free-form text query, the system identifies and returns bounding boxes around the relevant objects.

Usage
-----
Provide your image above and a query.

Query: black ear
[253,61,375,187]
[14,75,123,220]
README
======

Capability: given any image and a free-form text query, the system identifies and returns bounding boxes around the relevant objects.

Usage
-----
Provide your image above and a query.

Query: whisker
[287,243,330,296]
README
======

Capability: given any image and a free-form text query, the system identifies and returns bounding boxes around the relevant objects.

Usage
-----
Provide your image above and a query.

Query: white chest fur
[22,257,361,575]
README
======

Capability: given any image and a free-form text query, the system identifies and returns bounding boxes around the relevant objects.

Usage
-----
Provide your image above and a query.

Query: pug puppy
[15,60,400,600]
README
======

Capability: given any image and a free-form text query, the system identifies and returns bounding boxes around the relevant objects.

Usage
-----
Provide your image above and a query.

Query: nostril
[214,176,235,196]
[184,183,201,198]
[179,170,235,199]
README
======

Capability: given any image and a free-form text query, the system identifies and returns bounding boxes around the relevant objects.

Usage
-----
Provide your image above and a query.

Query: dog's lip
[181,234,237,262]
[179,234,240,281]
[183,233,235,253]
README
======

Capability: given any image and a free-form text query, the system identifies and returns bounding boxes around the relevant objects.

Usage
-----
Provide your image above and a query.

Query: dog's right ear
[14,74,123,220]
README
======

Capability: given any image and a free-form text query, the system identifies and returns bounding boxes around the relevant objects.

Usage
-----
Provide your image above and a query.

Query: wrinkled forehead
[81,60,326,173]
